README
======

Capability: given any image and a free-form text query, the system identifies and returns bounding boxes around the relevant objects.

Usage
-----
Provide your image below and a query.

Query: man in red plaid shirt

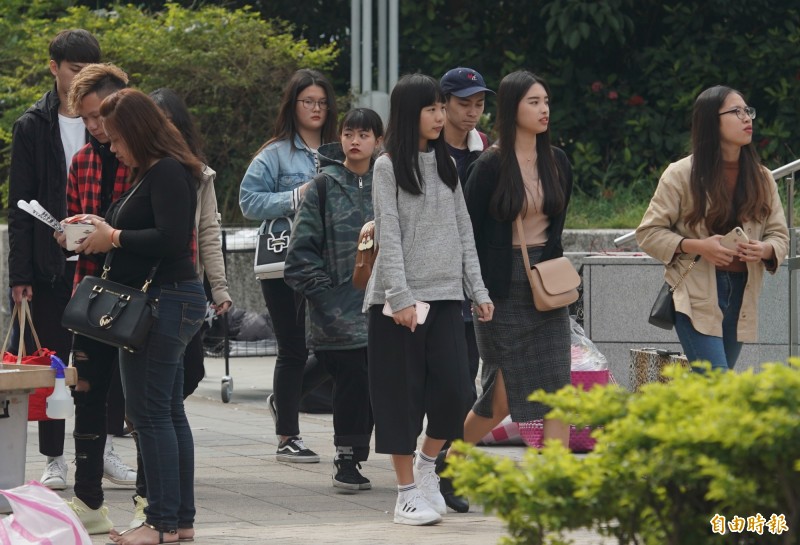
[61,63,138,535]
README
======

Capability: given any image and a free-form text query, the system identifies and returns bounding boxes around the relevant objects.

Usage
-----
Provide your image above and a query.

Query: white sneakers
[393,451,449,526]
[413,454,447,515]
[40,456,68,490]
[393,488,442,526]
[66,497,113,534]
[103,442,137,486]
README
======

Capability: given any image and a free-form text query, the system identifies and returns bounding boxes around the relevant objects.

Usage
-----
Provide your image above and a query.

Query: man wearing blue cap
[440,67,494,184]
[435,67,494,514]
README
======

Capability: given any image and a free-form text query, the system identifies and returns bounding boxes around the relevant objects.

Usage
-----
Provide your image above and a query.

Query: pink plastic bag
[0,481,92,545]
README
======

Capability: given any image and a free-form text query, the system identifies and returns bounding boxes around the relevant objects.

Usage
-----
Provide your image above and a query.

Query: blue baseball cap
[440,67,494,98]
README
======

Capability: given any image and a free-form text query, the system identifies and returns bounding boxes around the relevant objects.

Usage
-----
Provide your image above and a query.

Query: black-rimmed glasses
[297,98,329,111]
[719,106,756,121]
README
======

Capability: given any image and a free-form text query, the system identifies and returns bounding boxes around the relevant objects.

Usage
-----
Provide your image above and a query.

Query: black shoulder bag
[62,253,160,353]
[648,255,700,330]
[61,175,160,353]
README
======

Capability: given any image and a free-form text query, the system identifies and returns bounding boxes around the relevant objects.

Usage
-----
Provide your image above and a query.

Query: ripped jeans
[72,335,121,509]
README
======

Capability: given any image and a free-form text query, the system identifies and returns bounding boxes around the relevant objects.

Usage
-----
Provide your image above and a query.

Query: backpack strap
[315,175,327,222]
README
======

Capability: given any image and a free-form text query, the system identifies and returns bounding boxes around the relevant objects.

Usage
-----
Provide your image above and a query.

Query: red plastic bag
[0,481,92,544]
[1,300,57,421]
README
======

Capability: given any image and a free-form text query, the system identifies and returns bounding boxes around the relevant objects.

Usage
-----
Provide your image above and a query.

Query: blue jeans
[674,270,747,371]
[119,280,206,531]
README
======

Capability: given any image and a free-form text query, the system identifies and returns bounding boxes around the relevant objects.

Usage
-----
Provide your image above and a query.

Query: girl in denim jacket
[239,69,338,462]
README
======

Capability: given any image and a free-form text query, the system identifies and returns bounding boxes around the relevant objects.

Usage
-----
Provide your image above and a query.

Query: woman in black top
[76,88,205,545]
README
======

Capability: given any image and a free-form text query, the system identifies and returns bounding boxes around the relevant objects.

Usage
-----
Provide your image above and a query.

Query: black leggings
[260,278,308,438]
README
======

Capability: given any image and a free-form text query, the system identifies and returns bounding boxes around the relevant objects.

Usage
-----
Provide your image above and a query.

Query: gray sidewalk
[23,355,612,545]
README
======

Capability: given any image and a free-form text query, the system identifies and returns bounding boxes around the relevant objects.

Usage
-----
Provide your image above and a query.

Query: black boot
[435,450,469,513]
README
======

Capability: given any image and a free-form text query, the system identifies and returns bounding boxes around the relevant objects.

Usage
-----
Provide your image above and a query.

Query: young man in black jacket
[436,66,494,514]
[7,28,101,490]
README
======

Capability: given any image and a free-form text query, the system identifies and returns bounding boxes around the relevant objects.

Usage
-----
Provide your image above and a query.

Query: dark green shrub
[447,361,800,545]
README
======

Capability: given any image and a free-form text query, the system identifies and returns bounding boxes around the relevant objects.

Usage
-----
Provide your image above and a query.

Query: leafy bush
[0,2,338,222]
[447,361,800,545]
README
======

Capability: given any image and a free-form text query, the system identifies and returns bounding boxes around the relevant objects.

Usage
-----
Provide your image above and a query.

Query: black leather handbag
[648,255,700,330]
[254,217,293,280]
[62,254,160,353]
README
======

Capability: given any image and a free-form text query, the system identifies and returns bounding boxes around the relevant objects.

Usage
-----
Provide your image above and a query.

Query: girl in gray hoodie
[363,74,494,526]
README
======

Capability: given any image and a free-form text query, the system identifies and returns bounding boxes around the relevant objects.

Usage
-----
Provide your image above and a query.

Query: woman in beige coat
[637,85,788,370]
[150,89,232,395]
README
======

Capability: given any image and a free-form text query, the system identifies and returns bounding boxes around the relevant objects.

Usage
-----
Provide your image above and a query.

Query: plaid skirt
[473,246,571,422]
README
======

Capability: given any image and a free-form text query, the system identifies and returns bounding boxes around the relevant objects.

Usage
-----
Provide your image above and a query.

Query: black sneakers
[332,455,371,491]
[276,436,320,463]
[436,450,469,513]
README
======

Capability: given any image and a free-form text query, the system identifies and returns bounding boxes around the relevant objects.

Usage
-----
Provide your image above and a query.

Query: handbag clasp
[266,230,289,254]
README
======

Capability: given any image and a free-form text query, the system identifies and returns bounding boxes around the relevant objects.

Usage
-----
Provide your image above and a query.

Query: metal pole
[388,0,399,90]
[361,0,373,96]
[377,0,387,92]
[351,0,361,97]
[787,172,797,357]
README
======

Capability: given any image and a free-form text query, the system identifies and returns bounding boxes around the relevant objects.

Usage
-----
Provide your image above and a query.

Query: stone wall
[3,225,792,389]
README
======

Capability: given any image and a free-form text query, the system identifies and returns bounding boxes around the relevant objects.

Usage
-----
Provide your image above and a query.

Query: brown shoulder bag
[515,216,580,311]
[353,220,378,290]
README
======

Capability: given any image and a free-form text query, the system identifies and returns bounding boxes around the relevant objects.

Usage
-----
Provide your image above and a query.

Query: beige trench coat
[636,155,789,342]
[196,166,232,307]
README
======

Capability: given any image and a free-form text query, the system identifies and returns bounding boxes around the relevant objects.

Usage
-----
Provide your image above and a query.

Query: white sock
[104,434,113,455]
[397,483,416,500]
[414,450,436,470]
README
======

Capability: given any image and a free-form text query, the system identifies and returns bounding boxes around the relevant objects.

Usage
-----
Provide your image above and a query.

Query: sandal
[178,525,195,542]
[107,522,179,545]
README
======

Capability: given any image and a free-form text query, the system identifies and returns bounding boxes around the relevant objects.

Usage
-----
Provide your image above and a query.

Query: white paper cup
[63,223,96,251]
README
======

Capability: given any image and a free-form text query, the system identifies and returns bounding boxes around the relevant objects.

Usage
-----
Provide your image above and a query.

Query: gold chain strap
[669,256,700,293]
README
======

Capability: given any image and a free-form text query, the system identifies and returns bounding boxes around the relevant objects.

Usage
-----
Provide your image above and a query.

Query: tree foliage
[399,0,800,201]
[448,361,800,545]
[2,1,799,222]
[0,1,338,222]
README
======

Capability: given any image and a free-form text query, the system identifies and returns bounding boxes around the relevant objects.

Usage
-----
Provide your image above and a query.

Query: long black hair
[255,68,338,155]
[149,88,206,164]
[686,85,771,233]
[384,73,457,194]
[489,70,565,222]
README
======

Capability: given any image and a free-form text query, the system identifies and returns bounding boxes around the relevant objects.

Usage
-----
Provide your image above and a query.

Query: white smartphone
[720,226,749,250]
[382,301,431,325]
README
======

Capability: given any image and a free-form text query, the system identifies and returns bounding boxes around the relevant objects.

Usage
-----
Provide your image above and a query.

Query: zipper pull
[358,177,363,189]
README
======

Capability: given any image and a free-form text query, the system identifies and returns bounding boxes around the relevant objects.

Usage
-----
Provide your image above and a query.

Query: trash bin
[0,363,76,513]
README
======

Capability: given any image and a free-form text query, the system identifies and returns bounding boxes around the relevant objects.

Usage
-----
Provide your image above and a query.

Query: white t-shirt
[58,113,86,174]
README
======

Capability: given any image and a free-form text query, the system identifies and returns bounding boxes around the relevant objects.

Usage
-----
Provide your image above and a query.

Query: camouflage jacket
[284,143,373,350]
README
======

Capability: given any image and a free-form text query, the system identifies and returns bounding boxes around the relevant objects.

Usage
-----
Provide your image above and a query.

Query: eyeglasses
[719,106,756,121]
[297,98,329,111]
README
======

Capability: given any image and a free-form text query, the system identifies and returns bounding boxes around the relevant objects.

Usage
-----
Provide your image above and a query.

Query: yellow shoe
[129,494,148,529]
[66,497,113,534]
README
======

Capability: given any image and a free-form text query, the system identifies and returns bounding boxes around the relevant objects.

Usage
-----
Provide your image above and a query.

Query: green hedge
[0,2,338,223]
[447,361,800,545]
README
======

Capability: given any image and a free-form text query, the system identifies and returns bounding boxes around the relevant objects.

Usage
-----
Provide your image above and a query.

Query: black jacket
[8,87,85,287]
[464,146,573,299]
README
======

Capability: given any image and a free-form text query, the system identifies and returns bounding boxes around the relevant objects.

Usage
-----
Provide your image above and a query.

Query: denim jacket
[239,134,318,221]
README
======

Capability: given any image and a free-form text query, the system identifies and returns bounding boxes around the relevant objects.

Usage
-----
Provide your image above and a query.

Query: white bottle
[46,355,73,419]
